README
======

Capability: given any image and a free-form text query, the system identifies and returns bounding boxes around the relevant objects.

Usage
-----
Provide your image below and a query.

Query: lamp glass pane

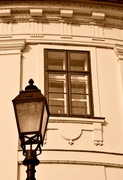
[16,101,43,133]
[41,105,48,141]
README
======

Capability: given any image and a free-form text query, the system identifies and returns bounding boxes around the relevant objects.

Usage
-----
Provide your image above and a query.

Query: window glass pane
[71,74,89,94]
[49,73,67,93]
[72,101,87,115]
[48,73,68,114]
[47,51,66,70]
[49,93,68,114]
[69,52,88,71]
[72,94,87,100]
[71,94,90,115]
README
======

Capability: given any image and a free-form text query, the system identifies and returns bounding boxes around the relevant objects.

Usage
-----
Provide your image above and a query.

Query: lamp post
[12,79,49,180]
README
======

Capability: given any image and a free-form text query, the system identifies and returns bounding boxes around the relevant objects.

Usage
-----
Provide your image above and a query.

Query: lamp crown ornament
[25,79,39,91]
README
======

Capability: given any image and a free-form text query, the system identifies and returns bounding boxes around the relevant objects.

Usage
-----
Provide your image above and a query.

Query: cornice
[1,0,123,5]
[0,39,26,51]
[0,1,123,12]
[0,1,122,28]
[0,0,123,10]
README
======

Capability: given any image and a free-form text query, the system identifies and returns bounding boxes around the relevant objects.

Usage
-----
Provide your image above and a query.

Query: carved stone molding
[114,44,123,61]
[18,149,123,168]
[92,12,105,20]
[30,9,43,16]
[60,10,73,18]
[0,9,11,16]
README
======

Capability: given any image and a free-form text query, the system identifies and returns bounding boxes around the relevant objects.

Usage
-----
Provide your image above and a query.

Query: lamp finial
[28,79,34,85]
[25,79,39,91]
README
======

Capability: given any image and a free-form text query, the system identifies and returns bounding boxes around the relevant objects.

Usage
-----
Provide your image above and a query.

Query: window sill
[49,116,105,124]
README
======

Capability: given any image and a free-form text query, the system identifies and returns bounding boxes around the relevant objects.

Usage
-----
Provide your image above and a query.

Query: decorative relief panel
[59,124,82,145]
[0,22,12,38]
[93,123,103,146]
[114,44,123,91]
[91,25,105,41]
[60,21,72,39]
[30,21,43,37]
[45,117,105,146]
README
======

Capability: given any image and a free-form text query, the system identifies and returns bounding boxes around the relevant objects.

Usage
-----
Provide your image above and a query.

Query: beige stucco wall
[0,49,22,180]
[18,41,123,179]
[0,1,123,180]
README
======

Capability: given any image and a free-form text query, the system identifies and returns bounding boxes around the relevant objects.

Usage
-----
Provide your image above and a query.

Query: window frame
[44,49,94,118]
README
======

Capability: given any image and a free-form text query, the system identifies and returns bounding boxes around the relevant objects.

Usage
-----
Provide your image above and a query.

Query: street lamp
[12,79,49,180]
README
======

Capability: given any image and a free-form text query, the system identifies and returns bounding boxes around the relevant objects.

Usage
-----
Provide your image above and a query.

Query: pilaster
[114,44,123,92]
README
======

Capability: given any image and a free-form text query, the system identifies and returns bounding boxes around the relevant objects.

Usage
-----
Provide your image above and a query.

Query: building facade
[0,0,123,180]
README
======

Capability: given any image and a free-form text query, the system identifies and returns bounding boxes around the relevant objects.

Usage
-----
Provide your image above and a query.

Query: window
[44,49,93,117]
